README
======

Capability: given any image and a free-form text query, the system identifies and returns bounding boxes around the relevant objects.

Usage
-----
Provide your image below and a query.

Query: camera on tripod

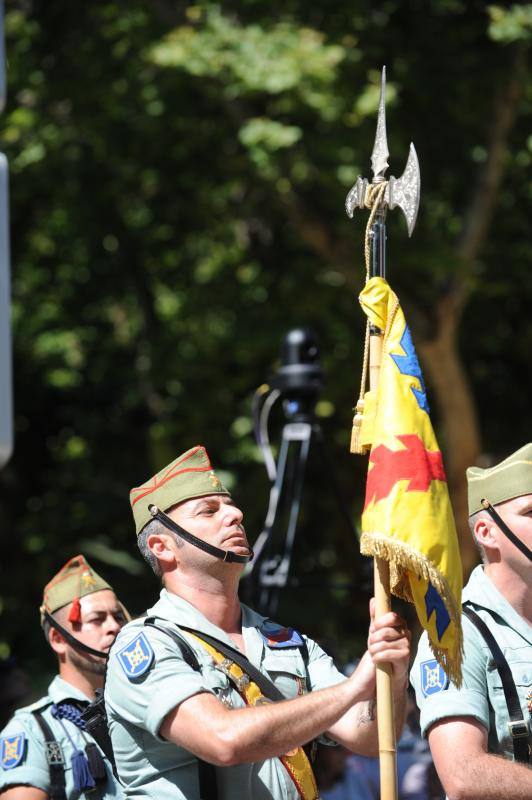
[244,328,362,616]
[270,328,324,424]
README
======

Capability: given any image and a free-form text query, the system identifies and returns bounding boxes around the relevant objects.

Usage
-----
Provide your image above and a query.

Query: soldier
[411,443,532,798]
[105,444,411,799]
[0,555,127,799]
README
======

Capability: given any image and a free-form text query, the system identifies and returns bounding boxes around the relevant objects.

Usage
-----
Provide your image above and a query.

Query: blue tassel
[71,748,96,792]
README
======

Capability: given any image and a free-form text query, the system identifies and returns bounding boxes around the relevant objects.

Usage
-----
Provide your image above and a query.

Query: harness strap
[143,618,217,800]
[463,604,530,764]
[31,710,67,800]
[185,630,319,800]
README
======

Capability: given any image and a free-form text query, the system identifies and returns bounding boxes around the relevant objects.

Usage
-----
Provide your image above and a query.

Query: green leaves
[488,5,532,42]
[150,6,345,101]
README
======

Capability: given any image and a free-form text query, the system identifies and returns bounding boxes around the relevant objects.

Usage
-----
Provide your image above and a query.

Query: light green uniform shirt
[411,565,532,759]
[106,589,345,799]
[0,675,123,798]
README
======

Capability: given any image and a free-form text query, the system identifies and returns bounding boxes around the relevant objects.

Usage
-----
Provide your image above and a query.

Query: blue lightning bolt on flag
[390,327,430,413]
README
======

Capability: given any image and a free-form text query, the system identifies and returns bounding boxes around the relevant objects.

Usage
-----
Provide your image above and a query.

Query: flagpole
[369,211,398,800]
[346,66,420,800]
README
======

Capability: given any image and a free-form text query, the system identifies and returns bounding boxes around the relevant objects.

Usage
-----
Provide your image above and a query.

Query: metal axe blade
[385,142,420,237]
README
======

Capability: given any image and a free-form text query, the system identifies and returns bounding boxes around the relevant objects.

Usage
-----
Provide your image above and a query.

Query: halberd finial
[345,66,421,237]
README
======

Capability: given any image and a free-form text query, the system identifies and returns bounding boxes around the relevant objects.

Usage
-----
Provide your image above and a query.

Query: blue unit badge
[420,658,449,697]
[117,632,154,679]
[259,622,304,649]
[1,734,26,770]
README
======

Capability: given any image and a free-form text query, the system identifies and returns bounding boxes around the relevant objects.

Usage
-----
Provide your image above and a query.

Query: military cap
[40,554,111,625]
[130,445,230,535]
[467,442,532,515]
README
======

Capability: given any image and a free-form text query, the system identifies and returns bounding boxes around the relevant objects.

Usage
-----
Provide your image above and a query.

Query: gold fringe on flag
[360,532,463,687]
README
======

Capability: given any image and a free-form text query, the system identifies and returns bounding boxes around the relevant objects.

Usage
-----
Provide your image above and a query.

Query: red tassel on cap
[68,597,81,623]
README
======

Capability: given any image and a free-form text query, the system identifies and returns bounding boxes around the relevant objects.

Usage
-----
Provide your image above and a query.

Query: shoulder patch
[259,622,304,649]
[420,658,449,697]
[117,632,154,679]
[1,734,26,770]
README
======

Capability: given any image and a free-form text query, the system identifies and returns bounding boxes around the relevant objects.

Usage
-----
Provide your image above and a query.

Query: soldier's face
[66,590,126,674]
[168,494,251,560]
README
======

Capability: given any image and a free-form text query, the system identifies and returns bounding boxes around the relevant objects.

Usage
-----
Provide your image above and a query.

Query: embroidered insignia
[45,741,64,766]
[81,571,96,589]
[1,734,26,770]
[117,632,154,679]
[209,472,222,489]
[420,658,449,697]
[259,622,304,649]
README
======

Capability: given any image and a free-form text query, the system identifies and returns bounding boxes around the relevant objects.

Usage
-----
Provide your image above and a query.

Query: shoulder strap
[143,618,217,800]
[143,617,202,671]
[179,625,286,702]
[31,709,67,800]
[462,603,529,764]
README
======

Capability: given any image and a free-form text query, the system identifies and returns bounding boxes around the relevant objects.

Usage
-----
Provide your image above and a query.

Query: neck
[58,663,104,701]
[164,570,242,634]
[484,563,532,625]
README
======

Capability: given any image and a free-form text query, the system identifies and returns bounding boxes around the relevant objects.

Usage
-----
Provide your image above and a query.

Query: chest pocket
[487,647,532,728]
[262,649,308,699]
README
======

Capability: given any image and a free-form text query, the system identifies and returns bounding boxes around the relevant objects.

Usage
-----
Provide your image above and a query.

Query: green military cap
[40,554,111,625]
[130,445,230,535]
[467,442,532,515]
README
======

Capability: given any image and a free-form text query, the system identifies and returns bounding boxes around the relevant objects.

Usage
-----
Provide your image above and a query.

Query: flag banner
[357,276,463,685]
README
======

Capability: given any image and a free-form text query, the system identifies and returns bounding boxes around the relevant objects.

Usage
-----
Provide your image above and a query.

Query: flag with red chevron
[356,276,463,685]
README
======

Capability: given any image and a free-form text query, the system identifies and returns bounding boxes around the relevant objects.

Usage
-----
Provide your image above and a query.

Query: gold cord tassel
[350,398,366,454]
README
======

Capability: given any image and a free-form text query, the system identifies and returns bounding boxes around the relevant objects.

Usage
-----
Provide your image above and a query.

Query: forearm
[163,677,366,766]
[442,753,532,800]
[330,671,407,756]
[441,750,532,800]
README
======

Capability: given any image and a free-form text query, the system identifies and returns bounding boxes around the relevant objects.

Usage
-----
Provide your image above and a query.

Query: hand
[367,597,411,688]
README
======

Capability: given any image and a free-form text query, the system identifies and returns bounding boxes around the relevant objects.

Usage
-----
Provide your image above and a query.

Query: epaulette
[15,695,52,715]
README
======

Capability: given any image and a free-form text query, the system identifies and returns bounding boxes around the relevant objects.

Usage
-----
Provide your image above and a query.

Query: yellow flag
[357,277,463,685]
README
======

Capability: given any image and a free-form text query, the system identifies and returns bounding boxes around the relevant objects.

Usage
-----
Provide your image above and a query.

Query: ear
[48,624,68,658]
[473,513,499,553]
[147,532,179,568]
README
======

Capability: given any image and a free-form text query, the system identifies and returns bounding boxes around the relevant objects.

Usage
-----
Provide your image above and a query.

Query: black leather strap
[32,709,67,800]
[481,500,532,562]
[148,505,254,564]
[178,625,286,702]
[463,604,529,764]
[43,611,108,659]
[143,618,216,800]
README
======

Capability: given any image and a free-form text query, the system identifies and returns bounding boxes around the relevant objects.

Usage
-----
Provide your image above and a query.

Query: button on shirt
[411,566,532,759]
[0,675,123,798]
[105,589,346,799]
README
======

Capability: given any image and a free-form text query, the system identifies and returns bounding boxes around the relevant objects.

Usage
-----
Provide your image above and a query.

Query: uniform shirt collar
[463,565,532,645]
[48,674,93,704]
[148,589,269,658]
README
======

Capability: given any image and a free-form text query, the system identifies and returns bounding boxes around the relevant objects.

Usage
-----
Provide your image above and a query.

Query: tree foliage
[0,1,530,682]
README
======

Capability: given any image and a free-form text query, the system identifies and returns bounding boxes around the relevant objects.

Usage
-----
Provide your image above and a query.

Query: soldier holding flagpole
[103,444,411,799]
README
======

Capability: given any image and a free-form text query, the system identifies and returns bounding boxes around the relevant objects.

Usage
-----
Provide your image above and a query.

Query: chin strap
[148,504,254,564]
[481,499,532,562]
[43,611,109,659]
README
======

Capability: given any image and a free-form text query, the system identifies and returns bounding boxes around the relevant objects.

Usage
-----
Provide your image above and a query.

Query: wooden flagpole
[369,320,398,800]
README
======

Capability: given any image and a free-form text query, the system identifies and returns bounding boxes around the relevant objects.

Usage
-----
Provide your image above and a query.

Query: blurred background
[0,0,531,699]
